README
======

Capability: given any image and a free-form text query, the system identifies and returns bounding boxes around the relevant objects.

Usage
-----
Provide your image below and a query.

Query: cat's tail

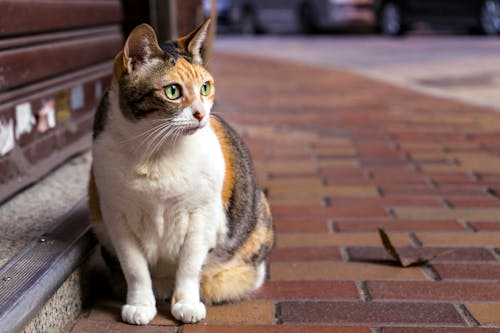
[200,260,266,305]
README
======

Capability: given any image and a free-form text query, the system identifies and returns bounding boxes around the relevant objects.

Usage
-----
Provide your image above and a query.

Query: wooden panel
[0,33,122,91]
[0,0,122,37]
[0,63,113,202]
[0,0,123,202]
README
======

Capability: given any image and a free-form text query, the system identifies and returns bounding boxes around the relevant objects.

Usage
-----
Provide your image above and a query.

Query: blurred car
[208,0,376,33]
[374,0,500,36]
[204,0,239,26]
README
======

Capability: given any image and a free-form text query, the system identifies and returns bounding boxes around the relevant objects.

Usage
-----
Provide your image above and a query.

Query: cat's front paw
[171,300,206,323]
[121,304,157,325]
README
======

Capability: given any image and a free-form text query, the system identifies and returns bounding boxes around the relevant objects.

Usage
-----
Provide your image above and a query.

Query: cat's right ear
[123,24,163,74]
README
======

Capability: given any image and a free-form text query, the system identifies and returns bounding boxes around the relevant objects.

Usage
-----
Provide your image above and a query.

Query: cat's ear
[177,19,211,65]
[124,23,163,74]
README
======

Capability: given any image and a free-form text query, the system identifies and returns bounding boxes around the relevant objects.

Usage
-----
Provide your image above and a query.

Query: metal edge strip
[0,199,96,333]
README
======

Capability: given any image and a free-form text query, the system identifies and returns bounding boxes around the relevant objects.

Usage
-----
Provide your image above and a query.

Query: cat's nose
[193,110,204,121]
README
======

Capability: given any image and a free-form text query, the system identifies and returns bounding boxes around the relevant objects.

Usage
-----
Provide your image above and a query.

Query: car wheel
[299,4,318,34]
[480,0,500,35]
[379,1,405,36]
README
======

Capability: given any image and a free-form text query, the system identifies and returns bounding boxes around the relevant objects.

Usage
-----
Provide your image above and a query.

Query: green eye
[200,82,211,96]
[164,84,182,100]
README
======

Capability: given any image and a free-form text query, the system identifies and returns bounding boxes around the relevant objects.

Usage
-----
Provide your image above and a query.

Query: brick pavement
[69,52,500,332]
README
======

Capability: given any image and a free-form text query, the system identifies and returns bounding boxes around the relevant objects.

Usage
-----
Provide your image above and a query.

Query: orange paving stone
[270,262,428,281]
[465,303,500,326]
[69,52,500,332]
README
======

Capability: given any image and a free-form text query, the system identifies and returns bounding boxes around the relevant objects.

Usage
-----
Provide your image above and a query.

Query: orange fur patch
[88,168,102,222]
[236,221,274,262]
[210,116,235,210]
[200,261,257,304]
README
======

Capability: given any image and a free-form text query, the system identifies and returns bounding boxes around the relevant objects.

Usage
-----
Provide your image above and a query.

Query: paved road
[215,34,500,111]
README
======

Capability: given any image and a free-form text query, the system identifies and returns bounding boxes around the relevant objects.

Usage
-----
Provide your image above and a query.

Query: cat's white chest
[93,126,226,264]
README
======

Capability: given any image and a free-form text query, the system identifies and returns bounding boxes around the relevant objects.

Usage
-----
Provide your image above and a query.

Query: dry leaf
[377,228,454,267]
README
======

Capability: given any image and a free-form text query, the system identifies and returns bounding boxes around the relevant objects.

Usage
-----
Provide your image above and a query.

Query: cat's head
[113,20,214,137]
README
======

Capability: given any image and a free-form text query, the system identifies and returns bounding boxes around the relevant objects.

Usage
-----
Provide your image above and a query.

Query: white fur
[254,262,267,290]
[92,85,226,324]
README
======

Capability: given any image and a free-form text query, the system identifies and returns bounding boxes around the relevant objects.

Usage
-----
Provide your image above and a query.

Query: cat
[87,20,274,325]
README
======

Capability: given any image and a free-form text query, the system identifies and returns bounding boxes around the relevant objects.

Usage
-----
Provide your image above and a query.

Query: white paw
[121,304,157,325]
[171,301,206,323]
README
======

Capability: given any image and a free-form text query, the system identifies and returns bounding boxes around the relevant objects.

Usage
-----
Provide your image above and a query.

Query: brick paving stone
[330,197,445,207]
[382,185,489,197]
[430,173,479,185]
[367,281,500,302]
[446,197,500,208]
[269,246,342,262]
[465,303,500,325]
[278,301,465,326]
[336,219,463,232]
[271,205,389,219]
[204,301,275,325]
[276,232,412,248]
[252,281,359,300]
[346,246,497,263]
[268,196,325,206]
[393,207,500,221]
[270,262,427,281]
[417,232,500,247]
[269,184,378,197]
[454,153,500,173]
[274,219,330,233]
[470,221,500,231]
[384,328,500,333]
[433,263,500,280]
[70,319,173,333]
[183,325,372,333]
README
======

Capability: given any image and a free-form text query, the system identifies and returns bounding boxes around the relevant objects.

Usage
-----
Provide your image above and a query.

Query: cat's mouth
[181,122,206,135]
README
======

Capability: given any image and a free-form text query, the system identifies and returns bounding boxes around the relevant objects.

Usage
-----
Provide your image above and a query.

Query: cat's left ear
[177,19,211,65]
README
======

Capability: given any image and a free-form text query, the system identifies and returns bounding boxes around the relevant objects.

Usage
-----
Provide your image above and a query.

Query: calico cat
[88,20,274,325]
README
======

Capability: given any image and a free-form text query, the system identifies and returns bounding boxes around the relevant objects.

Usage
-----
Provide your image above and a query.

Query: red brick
[70,319,173,333]
[470,221,500,231]
[274,219,329,233]
[384,328,500,333]
[271,206,389,219]
[252,281,359,300]
[183,325,371,333]
[381,184,487,197]
[346,247,497,263]
[269,247,342,262]
[336,219,462,232]
[431,173,478,185]
[278,301,465,326]
[433,263,500,280]
[330,197,444,207]
[368,281,500,302]
[447,197,500,208]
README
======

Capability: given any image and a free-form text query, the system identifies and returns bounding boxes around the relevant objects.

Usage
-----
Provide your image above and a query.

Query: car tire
[299,4,318,34]
[379,1,406,36]
[479,0,500,35]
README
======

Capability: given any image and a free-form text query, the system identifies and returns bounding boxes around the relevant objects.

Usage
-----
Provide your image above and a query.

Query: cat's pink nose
[193,111,204,121]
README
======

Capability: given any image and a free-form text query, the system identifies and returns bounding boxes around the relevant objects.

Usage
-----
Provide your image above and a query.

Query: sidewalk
[69,51,500,332]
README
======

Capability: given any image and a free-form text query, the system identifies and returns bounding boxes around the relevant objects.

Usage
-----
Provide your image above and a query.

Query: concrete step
[0,200,96,333]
